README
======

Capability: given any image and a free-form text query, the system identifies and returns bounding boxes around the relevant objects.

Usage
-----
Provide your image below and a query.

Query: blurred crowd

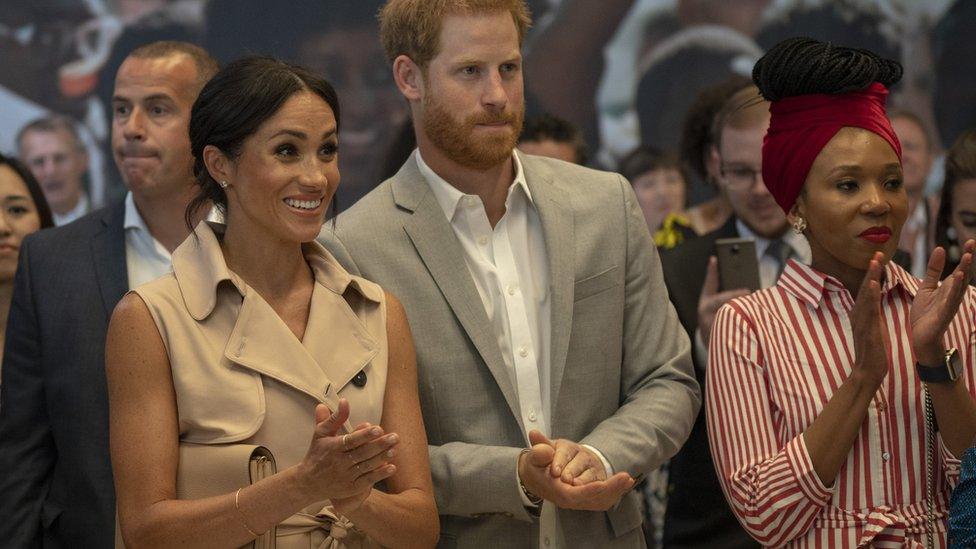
[2,1,976,548]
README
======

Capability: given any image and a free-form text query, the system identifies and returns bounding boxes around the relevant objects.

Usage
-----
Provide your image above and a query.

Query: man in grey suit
[0,42,217,547]
[319,2,699,547]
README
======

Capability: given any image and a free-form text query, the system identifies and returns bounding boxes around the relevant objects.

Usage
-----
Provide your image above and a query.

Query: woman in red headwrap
[705,37,976,548]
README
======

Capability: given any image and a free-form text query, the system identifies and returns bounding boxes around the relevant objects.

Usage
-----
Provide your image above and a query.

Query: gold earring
[792,217,807,235]
[219,180,229,189]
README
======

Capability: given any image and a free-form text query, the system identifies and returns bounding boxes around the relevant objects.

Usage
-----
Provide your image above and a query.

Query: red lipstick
[859,226,892,244]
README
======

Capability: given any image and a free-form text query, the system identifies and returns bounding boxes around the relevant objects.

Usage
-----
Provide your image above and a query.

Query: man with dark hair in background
[677,76,751,236]
[0,41,217,548]
[517,113,588,165]
[17,115,91,226]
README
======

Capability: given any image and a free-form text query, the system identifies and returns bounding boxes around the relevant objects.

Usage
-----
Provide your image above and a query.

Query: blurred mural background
[1,0,973,210]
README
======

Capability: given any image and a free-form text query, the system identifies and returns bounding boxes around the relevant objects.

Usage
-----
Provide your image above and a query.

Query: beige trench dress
[134,221,388,548]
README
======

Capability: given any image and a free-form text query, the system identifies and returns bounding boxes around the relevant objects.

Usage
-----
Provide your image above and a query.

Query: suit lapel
[522,159,575,408]
[90,203,129,316]
[393,159,523,428]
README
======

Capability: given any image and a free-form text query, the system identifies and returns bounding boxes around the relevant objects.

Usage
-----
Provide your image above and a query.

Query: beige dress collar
[171,221,384,430]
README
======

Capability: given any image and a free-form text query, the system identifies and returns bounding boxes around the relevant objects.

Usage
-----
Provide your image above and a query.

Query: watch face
[948,348,963,381]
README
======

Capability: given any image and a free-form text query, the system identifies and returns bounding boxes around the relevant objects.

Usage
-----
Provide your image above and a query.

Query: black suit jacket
[659,217,759,549]
[0,203,127,548]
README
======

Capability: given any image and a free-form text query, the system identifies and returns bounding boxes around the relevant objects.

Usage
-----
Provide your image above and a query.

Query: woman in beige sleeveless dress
[105,57,438,548]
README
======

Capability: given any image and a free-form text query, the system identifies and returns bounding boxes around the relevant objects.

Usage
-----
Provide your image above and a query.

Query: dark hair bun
[752,37,902,102]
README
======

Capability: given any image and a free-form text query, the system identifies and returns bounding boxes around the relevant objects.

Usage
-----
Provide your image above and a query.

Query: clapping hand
[298,399,399,510]
[518,430,634,511]
[850,252,890,387]
[911,240,975,365]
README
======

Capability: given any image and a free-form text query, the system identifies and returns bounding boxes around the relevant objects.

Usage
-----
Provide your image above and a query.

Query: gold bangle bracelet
[235,487,260,537]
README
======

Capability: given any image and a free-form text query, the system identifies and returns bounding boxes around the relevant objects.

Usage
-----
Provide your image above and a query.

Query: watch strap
[916,362,952,383]
[916,348,960,384]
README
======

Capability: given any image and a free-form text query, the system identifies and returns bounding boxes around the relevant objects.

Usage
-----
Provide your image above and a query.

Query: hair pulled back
[185,56,341,229]
[751,37,902,102]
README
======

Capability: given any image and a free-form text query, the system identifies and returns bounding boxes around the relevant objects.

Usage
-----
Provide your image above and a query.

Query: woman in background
[934,129,976,280]
[0,153,53,369]
[620,146,697,249]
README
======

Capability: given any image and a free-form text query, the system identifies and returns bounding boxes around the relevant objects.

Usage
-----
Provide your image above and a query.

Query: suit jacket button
[352,370,368,387]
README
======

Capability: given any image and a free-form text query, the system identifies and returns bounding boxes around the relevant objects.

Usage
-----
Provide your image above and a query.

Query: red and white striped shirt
[706,259,976,548]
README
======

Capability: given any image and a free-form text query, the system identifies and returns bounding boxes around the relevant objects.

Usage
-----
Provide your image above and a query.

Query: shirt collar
[53,192,89,225]
[415,148,534,222]
[123,191,149,232]
[172,221,383,321]
[124,191,224,238]
[734,219,812,264]
[778,257,919,309]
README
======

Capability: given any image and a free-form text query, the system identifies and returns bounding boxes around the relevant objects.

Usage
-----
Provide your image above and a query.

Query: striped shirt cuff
[581,444,614,476]
[786,435,835,505]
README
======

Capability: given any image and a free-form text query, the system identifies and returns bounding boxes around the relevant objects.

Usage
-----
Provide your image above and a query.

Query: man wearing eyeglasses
[654,85,810,549]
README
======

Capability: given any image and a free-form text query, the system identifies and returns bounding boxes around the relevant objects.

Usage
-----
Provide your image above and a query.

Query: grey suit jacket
[319,153,700,548]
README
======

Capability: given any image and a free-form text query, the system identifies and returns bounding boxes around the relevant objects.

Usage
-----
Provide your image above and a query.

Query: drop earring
[947,226,962,263]
[792,216,807,235]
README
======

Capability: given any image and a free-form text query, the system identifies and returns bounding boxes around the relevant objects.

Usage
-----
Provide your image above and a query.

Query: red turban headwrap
[761,82,902,213]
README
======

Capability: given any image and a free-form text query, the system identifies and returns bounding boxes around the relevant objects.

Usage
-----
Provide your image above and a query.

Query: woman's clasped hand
[299,399,400,513]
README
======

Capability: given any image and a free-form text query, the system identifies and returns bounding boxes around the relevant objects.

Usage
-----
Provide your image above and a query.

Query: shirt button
[528,410,537,422]
[352,370,368,387]
[877,401,887,412]
[518,346,528,358]
[882,452,891,461]
[507,285,517,295]
[544,537,551,546]
[478,236,488,245]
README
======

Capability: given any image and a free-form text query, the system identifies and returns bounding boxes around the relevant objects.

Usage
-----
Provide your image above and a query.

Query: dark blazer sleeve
[0,235,55,547]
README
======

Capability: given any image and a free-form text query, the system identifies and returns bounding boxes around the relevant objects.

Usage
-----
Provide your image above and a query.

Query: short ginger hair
[379,0,532,67]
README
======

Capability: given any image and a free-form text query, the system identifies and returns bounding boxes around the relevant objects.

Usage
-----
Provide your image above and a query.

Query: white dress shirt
[53,192,90,226]
[735,219,811,289]
[417,150,610,544]
[123,192,174,289]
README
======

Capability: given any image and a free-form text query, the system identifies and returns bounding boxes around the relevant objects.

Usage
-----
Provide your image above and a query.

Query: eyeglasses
[720,164,762,191]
